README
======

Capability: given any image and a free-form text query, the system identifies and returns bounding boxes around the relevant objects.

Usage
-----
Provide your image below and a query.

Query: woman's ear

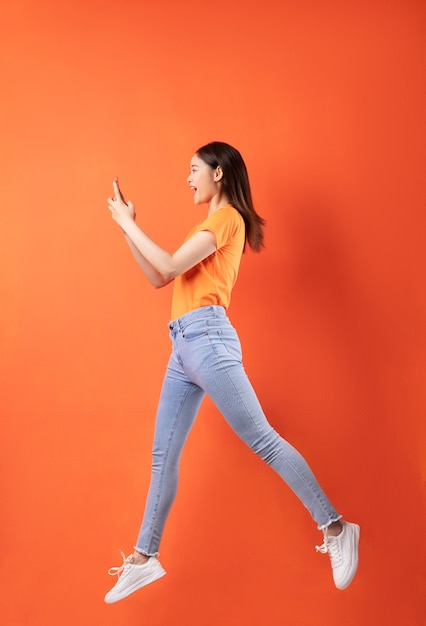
[214,166,223,182]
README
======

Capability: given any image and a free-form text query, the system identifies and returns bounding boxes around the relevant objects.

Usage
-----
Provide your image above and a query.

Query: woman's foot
[316,521,360,590]
[104,551,166,604]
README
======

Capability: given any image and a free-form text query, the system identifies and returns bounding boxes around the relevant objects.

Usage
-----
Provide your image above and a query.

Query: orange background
[1,1,425,624]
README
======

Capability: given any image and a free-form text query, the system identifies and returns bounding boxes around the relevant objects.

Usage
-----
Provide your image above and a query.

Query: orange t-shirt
[170,205,245,320]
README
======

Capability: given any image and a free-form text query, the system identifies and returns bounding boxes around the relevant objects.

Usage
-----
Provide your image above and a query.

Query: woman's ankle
[326,520,343,537]
[133,551,149,565]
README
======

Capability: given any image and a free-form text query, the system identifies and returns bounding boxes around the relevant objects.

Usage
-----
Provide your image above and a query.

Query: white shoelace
[108,551,134,577]
[315,531,342,565]
[315,527,329,554]
[315,539,328,554]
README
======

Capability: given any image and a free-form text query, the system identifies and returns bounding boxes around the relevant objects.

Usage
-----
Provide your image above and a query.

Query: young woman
[104,142,359,604]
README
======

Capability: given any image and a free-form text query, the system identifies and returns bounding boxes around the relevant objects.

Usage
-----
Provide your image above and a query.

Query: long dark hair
[196,141,265,252]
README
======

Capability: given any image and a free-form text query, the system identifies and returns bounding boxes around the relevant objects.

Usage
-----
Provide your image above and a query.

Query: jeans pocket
[206,324,242,362]
[181,319,208,342]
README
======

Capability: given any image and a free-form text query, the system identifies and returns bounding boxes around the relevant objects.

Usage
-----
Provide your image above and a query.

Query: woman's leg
[209,370,340,528]
[183,315,340,528]
[105,346,205,603]
[134,350,205,556]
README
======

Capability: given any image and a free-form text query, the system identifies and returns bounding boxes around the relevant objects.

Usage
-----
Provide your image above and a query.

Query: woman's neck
[207,195,230,216]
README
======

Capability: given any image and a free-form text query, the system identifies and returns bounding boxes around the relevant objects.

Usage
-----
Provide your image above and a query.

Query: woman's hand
[107,176,216,286]
[107,179,136,228]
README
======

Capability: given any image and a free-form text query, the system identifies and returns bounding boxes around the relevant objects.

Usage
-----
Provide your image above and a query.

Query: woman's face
[187,154,221,205]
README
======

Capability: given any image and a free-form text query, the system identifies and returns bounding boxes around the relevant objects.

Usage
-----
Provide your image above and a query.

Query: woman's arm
[108,181,216,288]
[123,234,173,289]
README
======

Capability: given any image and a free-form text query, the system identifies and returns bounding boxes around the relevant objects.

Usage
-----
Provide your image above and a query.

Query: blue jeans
[135,305,340,555]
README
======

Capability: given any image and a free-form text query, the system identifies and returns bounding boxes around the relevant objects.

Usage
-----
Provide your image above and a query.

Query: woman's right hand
[114,178,136,219]
[108,179,136,227]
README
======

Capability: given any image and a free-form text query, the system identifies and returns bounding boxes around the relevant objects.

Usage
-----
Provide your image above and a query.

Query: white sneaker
[316,521,360,590]
[104,552,166,604]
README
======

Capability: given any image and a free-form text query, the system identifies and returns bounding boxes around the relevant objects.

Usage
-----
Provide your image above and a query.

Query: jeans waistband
[168,305,226,332]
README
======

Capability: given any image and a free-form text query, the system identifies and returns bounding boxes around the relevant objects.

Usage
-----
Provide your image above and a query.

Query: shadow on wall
[244,183,395,470]
[279,186,400,409]
[248,185,384,409]
[258,183,423,526]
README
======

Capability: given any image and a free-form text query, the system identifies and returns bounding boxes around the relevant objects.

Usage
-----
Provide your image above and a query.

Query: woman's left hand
[107,179,136,228]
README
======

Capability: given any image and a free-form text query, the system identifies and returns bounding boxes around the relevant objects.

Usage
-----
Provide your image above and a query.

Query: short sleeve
[195,206,243,249]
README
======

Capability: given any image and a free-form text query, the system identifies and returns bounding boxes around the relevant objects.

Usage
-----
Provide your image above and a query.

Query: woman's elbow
[153,275,174,289]
[160,266,179,285]
[152,262,178,288]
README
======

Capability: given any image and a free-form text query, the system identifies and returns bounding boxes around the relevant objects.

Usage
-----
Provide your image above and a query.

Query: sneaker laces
[315,539,328,554]
[315,530,342,565]
[108,551,134,577]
